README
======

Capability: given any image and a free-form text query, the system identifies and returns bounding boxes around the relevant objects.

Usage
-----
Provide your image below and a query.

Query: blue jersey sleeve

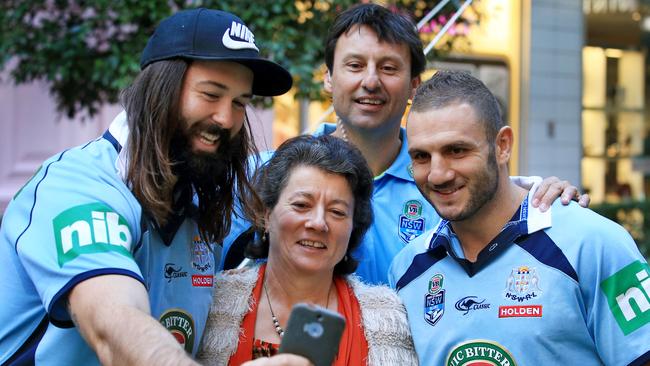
[6,145,144,326]
[553,206,650,365]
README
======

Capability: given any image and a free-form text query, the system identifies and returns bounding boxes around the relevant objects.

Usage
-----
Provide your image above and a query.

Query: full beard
[170,122,240,211]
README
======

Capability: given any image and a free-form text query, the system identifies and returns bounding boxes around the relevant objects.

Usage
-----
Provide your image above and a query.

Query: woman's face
[266,165,355,276]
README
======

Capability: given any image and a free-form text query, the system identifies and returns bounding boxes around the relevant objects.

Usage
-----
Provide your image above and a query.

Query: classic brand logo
[446,340,517,366]
[52,203,133,267]
[222,21,259,51]
[600,260,650,335]
[164,263,188,283]
[498,305,542,318]
[160,309,195,353]
[455,296,490,315]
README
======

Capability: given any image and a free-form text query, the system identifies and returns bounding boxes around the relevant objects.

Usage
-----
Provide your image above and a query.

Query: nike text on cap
[140,8,292,97]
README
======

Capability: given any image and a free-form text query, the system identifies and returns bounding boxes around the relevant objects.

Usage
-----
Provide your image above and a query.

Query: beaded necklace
[263,281,332,338]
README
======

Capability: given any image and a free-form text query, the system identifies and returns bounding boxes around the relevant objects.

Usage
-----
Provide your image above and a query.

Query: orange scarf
[228,264,369,365]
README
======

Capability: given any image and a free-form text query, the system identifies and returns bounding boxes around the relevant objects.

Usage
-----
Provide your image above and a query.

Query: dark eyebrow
[343,52,404,64]
[291,191,352,209]
[407,147,424,156]
[196,80,253,99]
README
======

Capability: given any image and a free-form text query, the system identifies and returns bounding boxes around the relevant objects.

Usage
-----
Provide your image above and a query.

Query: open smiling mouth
[298,240,326,249]
[198,131,219,146]
[434,186,463,195]
[355,97,385,105]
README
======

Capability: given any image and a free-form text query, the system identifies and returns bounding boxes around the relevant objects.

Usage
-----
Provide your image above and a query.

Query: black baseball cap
[140,8,293,96]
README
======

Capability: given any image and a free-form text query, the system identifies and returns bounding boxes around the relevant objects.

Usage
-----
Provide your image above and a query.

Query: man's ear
[324,69,333,93]
[495,126,514,165]
[409,76,421,100]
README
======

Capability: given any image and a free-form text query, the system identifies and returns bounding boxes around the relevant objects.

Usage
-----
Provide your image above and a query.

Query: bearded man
[390,70,650,366]
[0,8,292,365]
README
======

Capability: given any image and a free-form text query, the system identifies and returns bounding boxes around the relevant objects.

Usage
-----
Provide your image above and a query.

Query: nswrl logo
[601,260,650,335]
[53,203,133,267]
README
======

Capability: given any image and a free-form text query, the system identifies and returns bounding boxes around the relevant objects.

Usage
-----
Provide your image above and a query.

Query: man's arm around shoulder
[68,274,199,366]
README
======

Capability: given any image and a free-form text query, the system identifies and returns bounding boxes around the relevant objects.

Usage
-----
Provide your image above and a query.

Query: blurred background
[1,0,649,258]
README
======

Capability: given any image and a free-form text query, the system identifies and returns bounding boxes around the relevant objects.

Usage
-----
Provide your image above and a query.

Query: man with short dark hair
[390,70,650,365]
[0,8,293,365]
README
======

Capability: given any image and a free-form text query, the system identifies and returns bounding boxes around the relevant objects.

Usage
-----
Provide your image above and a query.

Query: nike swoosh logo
[222,29,259,51]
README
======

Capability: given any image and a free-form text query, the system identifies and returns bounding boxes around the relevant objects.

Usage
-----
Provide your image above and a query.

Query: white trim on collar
[525,189,552,234]
[108,111,130,183]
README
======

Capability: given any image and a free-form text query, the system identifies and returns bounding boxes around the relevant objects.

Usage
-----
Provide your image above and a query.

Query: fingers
[532,176,566,211]
[559,186,580,205]
[577,193,591,208]
[532,176,588,212]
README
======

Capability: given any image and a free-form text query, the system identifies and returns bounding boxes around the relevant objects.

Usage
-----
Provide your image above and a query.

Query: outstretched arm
[68,274,199,366]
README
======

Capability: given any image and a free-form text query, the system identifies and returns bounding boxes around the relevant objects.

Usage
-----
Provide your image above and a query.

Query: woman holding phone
[198,135,417,365]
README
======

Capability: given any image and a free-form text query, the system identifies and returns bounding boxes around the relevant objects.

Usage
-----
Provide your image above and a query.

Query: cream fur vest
[197,265,418,365]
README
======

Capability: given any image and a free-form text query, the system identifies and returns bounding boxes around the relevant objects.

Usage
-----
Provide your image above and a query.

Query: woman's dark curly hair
[245,134,374,275]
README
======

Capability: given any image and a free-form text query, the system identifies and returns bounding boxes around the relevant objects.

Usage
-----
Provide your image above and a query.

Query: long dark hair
[120,59,261,244]
[245,135,374,275]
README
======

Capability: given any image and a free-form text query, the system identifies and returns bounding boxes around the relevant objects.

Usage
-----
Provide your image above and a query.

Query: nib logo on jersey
[52,203,133,267]
[601,260,650,335]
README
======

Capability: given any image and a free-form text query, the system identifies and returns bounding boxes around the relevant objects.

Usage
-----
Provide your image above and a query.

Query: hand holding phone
[278,303,346,366]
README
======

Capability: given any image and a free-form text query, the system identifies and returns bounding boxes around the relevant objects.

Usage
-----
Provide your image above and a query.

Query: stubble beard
[434,148,499,222]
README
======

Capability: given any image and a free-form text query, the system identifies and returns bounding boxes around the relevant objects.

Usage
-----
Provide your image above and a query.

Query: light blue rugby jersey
[220,123,440,284]
[0,113,217,365]
[389,192,650,366]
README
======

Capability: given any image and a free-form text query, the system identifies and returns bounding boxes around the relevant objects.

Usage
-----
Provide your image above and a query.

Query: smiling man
[389,70,650,366]
[0,8,292,365]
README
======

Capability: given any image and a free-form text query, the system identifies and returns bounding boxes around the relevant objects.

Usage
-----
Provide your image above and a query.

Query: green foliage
[591,200,650,260]
[0,0,169,117]
[0,0,474,118]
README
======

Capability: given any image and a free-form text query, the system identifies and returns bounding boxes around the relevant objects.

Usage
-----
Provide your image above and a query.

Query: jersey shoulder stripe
[395,236,448,291]
[14,149,69,252]
[516,230,579,283]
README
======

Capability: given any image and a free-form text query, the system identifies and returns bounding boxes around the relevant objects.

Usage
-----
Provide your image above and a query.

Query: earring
[262,231,269,243]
